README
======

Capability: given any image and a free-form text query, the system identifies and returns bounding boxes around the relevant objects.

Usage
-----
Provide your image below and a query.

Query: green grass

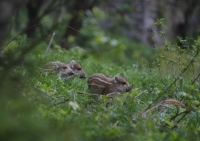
[1,38,200,141]
[2,6,200,140]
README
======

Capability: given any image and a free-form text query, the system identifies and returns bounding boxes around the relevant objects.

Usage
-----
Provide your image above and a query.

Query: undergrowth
[1,19,200,140]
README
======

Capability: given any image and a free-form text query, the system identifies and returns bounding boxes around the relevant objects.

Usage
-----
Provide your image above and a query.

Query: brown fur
[88,73,131,95]
[68,60,86,78]
[42,61,74,78]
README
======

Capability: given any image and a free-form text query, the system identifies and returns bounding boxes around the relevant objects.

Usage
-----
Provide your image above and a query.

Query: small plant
[140,19,200,131]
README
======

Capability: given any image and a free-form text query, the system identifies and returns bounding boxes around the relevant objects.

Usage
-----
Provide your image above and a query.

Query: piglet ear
[114,75,119,83]
[55,61,60,69]
[70,60,76,69]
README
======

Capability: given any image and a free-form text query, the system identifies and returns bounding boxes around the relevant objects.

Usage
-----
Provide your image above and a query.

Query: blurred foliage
[76,7,155,65]
[1,25,200,140]
[1,1,200,140]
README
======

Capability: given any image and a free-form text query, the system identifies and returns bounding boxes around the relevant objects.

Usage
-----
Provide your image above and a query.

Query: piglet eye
[63,67,67,69]
[121,82,126,85]
[77,68,82,71]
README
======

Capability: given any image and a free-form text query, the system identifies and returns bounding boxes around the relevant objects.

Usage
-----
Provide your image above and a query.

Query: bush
[1,19,200,140]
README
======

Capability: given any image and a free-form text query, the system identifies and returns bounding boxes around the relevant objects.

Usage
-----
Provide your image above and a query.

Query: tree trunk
[165,0,200,41]
[62,0,99,49]
[0,0,22,48]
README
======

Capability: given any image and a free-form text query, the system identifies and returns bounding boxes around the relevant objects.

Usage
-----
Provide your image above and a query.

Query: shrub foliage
[1,19,200,141]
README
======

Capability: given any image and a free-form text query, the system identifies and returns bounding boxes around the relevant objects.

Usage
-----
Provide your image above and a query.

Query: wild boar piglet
[42,61,74,78]
[68,60,86,78]
[88,73,131,95]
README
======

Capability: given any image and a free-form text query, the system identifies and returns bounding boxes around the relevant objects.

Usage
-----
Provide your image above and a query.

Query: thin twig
[75,91,124,97]
[75,91,100,96]
[168,48,200,90]
[46,32,55,53]
[191,72,200,85]
[171,111,189,130]
[2,22,50,50]
[46,6,64,53]
[114,121,119,126]
[170,109,187,121]
[107,92,121,96]
[170,104,200,129]
[141,99,186,117]
[134,90,148,99]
